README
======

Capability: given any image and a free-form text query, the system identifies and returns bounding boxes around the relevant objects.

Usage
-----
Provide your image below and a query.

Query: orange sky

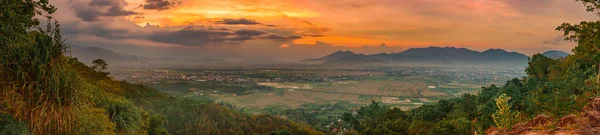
[51,0,599,60]
[119,0,594,51]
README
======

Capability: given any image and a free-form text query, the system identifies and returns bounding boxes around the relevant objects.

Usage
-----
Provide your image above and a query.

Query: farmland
[109,65,525,131]
[112,66,522,112]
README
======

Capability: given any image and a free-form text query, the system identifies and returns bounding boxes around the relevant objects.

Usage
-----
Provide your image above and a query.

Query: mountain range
[305,47,563,67]
[69,46,149,64]
[69,46,229,66]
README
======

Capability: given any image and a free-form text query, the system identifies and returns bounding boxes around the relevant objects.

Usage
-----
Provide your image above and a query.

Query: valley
[110,65,525,131]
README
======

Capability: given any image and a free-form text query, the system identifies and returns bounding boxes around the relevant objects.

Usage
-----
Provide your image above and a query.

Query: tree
[491,94,519,129]
[557,0,600,82]
[526,54,558,79]
[92,59,108,71]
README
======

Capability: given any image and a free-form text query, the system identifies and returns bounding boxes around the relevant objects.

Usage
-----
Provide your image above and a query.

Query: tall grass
[0,21,81,134]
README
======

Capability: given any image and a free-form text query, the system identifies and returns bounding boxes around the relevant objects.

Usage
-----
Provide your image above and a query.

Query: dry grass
[1,29,80,134]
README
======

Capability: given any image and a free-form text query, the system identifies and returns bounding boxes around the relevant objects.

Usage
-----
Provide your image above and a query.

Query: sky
[50,0,598,61]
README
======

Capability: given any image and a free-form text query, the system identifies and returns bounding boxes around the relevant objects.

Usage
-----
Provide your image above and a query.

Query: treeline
[0,1,320,135]
[341,1,600,134]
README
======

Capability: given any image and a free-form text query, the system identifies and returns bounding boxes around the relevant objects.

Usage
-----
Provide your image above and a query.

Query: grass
[274,88,286,96]
[1,28,80,134]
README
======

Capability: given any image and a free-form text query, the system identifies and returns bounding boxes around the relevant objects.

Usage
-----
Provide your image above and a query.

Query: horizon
[4,1,600,134]
[51,0,593,61]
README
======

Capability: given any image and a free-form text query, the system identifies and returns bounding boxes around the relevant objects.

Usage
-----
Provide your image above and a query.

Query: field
[135,68,519,113]
[188,77,483,112]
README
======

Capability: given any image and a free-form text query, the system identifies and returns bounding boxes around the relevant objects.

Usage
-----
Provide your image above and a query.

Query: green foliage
[527,54,559,79]
[343,102,410,135]
[428,120,455,135]
[96,97,143,134]
[453,118,472,135]
[121,82,321,135]
[0,113,29,135]
[270,129,293,135]
[0,1,81,133]
[0,0,56,43]
[72,107,116,135]
[491,94,519,129]
[407,120,434,135]
[147,114,170,135]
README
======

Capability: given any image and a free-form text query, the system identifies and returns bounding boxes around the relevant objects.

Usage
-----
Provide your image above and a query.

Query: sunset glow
[51,0,597,59]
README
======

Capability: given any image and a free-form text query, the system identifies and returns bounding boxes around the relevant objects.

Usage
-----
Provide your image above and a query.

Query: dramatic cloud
[49,0,598,61]
[263,35,302,41]
[216,18,262,25]
[145,27,297,46]
[71,0,139,22]
[143,0,178,11]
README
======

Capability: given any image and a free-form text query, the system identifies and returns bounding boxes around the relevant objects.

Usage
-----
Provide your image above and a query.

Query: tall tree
[92,59,108,71]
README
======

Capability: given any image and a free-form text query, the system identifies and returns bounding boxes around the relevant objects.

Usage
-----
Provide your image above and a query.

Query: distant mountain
[303,50,365,62]
[305,47,530,67]
[542,50,569,59]
[481,49,530,62]
[324,56,389,65]
[70,46,148,64]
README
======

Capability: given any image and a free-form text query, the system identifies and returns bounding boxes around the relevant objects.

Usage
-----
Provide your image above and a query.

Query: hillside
[486,97,600,135]
[0,2,321,134]
[1,33,321,135]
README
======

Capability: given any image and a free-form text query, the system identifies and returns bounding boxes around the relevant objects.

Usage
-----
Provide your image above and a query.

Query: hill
[1,38,321,135]
[303,50,363,62]
[541,50,569,59]
[323,56,389,65]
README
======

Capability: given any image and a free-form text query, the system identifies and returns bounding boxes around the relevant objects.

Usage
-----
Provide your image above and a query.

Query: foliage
[491,94,519,128]
[71,107,116,135]
[342,102,410,135]
[122,81,321,135]
[147,114,170,135]
[0,1,81,133]
[0,113,29,135]
[91,59,108,71]
[336,1,600,135]
[270,129,293,135]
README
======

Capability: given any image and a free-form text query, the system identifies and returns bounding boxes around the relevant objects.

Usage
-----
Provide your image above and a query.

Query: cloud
[262,35,302,41]
[145,27,296,46]
[542,35,568,46]
[279,44,290,48]
[233,29,267,38]
[497,0,552,14]
[143,0,179,11]
[71,0,139,22]
[147,28,231,46]
[303,34,324,37]
[216,18,262,25]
